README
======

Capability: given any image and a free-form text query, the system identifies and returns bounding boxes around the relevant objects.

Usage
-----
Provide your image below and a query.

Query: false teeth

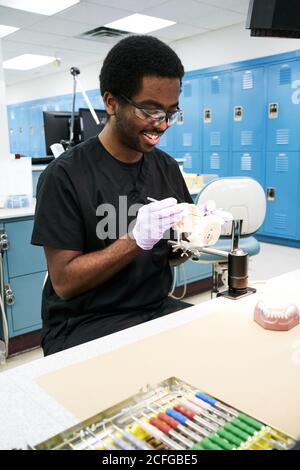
[254,300,299,331]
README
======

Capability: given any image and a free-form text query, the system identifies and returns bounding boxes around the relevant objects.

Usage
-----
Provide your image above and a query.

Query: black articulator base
[217,287,256,300]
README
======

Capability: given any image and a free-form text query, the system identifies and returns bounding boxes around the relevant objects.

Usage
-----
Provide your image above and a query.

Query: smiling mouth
[142,131,162,145]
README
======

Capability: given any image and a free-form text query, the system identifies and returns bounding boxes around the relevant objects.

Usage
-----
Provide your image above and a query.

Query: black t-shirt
[31,136,193,352]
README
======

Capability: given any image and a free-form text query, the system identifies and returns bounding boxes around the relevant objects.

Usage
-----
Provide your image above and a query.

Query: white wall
[172,22,300,71]
[6,61,101,104]
[5,22,300,104]
[0,39,10,159]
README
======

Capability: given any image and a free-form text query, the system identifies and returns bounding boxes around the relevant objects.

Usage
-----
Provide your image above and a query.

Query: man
[31,35,194,356]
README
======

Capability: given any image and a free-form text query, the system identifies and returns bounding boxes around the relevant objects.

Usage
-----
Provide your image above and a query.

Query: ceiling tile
[81,0,170,13]
[195,0,250,15]
[0,5,43,28]
[154,23,208,41]
[2,29,64,47]
[57,37,111,55]
[56,2,131,26]
[143,0,245,30]
[29,18,95,37]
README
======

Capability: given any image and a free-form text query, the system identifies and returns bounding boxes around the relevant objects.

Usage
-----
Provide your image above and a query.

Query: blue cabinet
[263,152,299,239]
[267,60,300,152]
[6,271,45,335]
[1,217,46,337]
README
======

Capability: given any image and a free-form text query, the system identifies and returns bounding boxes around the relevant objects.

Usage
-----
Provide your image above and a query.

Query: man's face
[114,76,180,154]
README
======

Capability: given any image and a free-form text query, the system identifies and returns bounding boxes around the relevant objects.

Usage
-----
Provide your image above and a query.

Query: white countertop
[0,201,36,220]
[1,269,300,449]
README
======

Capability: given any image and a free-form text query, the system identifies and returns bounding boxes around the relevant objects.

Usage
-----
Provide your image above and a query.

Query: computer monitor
[43,111,80,155]
[79,108,107,141]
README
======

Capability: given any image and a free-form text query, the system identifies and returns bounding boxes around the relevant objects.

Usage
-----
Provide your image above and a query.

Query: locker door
[7,105,17,154]
[157,125,175,155]
[264,152,299,239]
[267,60,300,152]
[202,72,231,153]
[28,105,41,157]
[232,68,265,152]
[203,151,229,177]
[232,152,265,186]
[17,106,29,156]
[173,151,202,173]
[174,77,201,153]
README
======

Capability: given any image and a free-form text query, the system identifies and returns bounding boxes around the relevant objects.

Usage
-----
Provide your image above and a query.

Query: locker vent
[184,153,192,169]
[210,132,221,146]
[210,153,220,170]
[211,77,220,94]
[183,133,192,147]
[274,213,287,230]
[276,153,289,172]
[276,129,289,145]
[243,71,253,90]
[241,131,253,146]
[279,67,291,85]
[183,83,192,97]
[241,153,252,171]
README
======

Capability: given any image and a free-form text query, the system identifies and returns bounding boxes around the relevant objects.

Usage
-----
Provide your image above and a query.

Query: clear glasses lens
[135,108,179,126]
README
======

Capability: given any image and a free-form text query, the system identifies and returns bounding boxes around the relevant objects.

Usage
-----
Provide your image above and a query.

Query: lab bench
[0,269,299,449]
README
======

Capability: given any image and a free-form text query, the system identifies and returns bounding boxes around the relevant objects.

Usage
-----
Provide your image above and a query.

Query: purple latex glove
[132,197,185,250]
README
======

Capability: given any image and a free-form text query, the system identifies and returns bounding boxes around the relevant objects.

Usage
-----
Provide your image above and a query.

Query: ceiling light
[3,54,59,70]
[0,0,80,15]
[0,24,19,38]
[105,14,176,34]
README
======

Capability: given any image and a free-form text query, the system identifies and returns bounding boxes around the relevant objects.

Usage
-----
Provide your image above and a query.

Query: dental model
[171,200,233,255]
[254,300,300,331]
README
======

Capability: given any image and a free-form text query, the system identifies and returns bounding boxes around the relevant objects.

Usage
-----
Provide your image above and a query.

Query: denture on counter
[254,300,300,331]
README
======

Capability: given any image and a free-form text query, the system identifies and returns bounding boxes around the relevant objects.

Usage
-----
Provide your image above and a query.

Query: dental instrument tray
[34,377,295,451]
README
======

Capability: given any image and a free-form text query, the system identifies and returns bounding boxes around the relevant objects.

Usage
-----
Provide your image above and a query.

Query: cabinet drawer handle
[5,285,15,306]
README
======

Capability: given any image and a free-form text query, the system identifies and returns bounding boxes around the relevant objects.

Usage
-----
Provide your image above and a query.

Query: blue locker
[264,152,299,239]
[7,105,18,154]
[267,60,300,151]
[202,72,231,153]
[232,68,265,152]
[174,77,201,154]
[28,105,41,157]
[232,152,265,186]
[157,125,175,155]
[203,151,229,177]
[173,151,202,173]
[17,106,30,156]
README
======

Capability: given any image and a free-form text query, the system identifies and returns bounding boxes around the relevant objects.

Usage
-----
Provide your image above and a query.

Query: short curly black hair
[99,35,184,98]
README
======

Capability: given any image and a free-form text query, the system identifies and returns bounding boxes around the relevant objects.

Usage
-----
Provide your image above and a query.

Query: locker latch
[0,230,9,253]
[204,109,212,123]
[234,106,243,121]
[267,188,276,201]
[269,103,279,119]
[5,284,15,306]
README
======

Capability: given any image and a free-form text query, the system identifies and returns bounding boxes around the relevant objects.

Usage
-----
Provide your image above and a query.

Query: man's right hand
[132,197,185,250]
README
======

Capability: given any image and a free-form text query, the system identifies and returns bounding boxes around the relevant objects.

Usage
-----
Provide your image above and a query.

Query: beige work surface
[36,295,300,439]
